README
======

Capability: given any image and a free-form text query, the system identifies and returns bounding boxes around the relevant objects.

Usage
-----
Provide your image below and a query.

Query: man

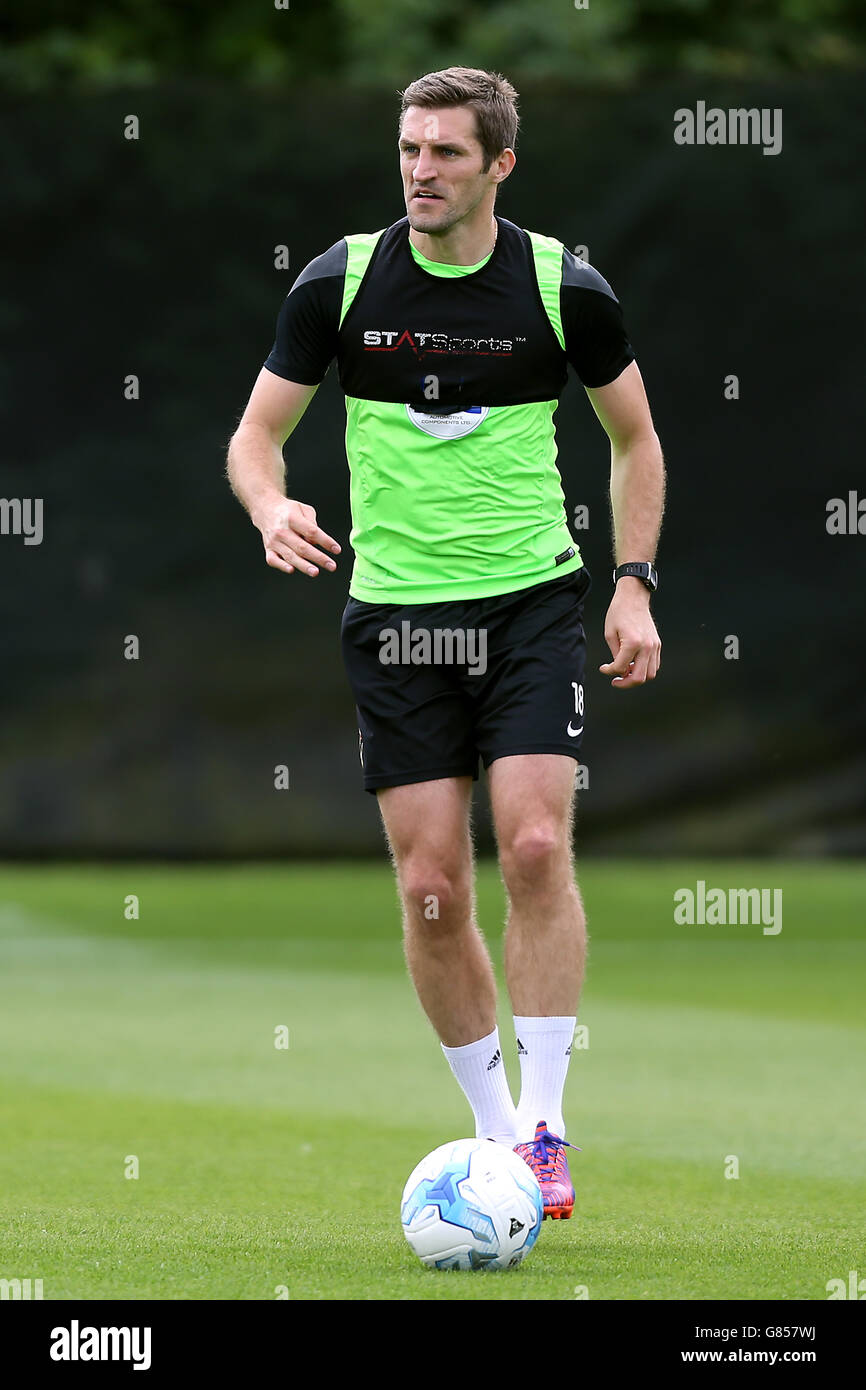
[227,67,663,1220]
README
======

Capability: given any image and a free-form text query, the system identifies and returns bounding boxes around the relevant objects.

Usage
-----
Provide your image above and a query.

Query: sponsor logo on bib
[405,404,489,439]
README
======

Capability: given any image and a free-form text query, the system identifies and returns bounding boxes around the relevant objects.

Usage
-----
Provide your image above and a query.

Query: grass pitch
[0,860,863,1300]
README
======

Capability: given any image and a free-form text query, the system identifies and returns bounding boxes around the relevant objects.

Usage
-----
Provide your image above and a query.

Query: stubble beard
[406,191,491,238]
[406,202,457,236]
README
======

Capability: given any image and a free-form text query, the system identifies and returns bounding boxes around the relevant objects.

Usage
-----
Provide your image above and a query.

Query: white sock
[513,1015,576,1142]
[441,1026,517,1146]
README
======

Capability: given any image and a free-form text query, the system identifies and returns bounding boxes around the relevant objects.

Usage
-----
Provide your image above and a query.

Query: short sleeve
[263,241,345,385]
[560,255,636,389]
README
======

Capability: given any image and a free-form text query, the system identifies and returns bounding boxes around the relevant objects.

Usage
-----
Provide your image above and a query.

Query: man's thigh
[488,753,578,857]
[377,775,474,870]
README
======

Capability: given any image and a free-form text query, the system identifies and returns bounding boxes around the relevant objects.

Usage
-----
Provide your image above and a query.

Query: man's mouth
[412,191,443,201]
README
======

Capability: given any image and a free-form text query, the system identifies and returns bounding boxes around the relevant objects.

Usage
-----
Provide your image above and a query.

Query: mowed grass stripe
[0,861,863,1299]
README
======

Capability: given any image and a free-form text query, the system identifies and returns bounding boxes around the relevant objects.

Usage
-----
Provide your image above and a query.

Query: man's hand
[599,578,661,689]
[225,373,338,576]
[253,497,341,577]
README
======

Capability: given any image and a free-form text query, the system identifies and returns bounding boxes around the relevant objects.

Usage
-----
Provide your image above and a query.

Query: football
[400,1137,544,1270]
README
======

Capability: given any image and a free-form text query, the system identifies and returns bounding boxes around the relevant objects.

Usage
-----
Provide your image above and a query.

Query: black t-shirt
[264,216,634,407]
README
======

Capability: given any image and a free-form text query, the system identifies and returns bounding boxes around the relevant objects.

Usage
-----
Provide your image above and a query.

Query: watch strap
[613,561,658,592]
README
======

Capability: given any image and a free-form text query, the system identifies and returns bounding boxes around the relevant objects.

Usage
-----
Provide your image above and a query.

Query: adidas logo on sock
[565,1043,572,1055]
[516,1037,528,1055]
[487,1048,502,1070]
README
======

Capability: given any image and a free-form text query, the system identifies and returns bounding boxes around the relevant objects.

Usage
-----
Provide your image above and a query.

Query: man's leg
[377,775,517,1143]
[489,753,586,1144]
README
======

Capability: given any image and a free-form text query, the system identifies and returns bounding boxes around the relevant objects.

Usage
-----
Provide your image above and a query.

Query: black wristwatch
[613,561,658,593]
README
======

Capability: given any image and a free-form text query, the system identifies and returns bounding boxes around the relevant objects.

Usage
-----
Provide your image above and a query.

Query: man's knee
[399,855,470,923]
[500,822,567,892]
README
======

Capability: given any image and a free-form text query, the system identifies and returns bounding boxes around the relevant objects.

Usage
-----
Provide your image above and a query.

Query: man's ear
[494,148,517,183]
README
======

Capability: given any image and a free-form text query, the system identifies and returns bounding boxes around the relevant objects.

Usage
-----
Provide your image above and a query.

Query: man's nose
[412,151,438,181]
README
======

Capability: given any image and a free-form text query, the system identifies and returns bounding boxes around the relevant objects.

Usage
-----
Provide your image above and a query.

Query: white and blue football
[400,1138,543,1270]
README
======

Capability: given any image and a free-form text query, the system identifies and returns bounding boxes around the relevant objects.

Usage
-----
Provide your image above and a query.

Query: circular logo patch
[405,404,489,439]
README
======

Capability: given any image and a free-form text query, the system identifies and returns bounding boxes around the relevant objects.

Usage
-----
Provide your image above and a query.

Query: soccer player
[227,67,664,1220]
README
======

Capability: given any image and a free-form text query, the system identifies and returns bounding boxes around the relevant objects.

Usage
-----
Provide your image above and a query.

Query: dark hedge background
[2,67,864,856]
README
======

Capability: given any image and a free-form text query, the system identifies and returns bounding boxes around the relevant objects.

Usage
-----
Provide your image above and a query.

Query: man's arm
[585,360,664,689]
[226,367,341,577]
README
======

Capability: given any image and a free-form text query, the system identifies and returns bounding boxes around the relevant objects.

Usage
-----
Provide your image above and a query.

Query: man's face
[399,105,497,234]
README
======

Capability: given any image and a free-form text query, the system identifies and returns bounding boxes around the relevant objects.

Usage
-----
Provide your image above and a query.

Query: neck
[409,211,498,266]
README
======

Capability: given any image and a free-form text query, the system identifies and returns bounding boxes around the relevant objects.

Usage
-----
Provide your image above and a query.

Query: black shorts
[340,567,592,793]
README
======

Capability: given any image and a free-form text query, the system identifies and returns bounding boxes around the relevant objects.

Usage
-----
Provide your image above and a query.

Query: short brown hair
[398,66,519,172]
